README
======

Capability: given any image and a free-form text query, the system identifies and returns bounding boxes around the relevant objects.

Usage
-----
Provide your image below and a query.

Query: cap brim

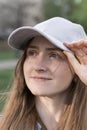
[8,26,71,51]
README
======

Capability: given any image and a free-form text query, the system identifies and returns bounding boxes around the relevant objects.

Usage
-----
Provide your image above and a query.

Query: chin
[30,90,49,96]
[31,91,56,97]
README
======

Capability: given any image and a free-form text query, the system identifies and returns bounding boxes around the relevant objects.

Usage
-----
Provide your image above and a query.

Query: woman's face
[23,36,74,97]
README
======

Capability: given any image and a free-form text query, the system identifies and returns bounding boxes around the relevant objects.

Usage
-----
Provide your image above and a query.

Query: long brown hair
[0,48,87,130]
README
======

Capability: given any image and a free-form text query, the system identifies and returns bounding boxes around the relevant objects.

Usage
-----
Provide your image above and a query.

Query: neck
[35,93,68,130]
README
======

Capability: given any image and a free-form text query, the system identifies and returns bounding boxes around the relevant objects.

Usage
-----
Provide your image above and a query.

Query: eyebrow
[28,45,62,51]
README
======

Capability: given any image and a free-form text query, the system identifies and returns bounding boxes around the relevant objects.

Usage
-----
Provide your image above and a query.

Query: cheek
[64,67,74,83]
[55,62,74,82]
[49,61,61,73]
[23,60,31,79]
[23,61,33,91]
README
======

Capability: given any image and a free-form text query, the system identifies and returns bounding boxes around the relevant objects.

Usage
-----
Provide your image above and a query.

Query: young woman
[0,17,87,130]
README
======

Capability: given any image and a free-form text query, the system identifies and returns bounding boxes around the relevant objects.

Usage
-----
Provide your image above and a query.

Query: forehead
[28,36,61,50]
[28,36,62,51]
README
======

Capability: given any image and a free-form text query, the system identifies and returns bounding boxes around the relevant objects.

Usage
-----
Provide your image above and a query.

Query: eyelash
[26,50,63,60]
[49,52,62,59]
[27,50,38,56]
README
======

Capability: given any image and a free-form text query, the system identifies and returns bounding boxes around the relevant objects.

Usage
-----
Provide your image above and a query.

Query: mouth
[30,76,52,81]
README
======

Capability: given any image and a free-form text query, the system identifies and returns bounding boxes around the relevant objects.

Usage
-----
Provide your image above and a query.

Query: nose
[34,54,48,72]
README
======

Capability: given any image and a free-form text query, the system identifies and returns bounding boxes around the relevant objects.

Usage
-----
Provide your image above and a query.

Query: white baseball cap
[8,17,87,51]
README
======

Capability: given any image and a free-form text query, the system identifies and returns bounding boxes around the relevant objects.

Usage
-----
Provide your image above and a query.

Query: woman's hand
[63,40,87,85]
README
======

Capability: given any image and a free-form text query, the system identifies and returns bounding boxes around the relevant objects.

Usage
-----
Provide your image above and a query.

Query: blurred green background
[0,49,16,112]
[0,0,87,113]
[44,0,87,32]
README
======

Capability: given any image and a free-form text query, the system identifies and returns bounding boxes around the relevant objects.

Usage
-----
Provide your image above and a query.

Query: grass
[0,69,14,112]
[0,49,21,112]
[0,49,20,60]
[0,94,7,112]
[0,69,14,92]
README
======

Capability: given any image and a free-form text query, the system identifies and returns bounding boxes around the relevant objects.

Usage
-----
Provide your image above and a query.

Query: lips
[30,76,52,80]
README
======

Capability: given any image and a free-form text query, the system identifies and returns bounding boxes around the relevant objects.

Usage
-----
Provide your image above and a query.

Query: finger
[64,40,87,49]
[69,48,87,64]
[81,47,87,54]
[63,51,81,75]
[64,42,87,64]
[73,40,87,47]
[78,55,87,64]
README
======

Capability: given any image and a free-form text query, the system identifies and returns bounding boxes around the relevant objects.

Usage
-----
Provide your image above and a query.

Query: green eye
[50,53,60,59]
[51,54,57,57]
[27,50,37,56]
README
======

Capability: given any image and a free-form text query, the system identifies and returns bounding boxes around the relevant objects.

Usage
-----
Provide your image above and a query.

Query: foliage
[70,0,87,32]
[43,0,61,19]
[0,69,14,112]
[0,49,20,60]
[43,0,77,19]
[44,0,87,33]
[0,69,14,92]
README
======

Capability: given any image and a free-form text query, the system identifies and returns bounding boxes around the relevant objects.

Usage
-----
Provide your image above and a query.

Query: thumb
[63,51,80,74]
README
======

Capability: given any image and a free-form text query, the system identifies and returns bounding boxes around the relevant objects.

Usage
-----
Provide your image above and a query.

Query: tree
[44,0,87,33]
[70,0,87,32]
[43,0,77,19]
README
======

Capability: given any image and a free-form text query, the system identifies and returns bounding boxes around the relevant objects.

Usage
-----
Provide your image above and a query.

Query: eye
[49,52,61,59]
[27,50,38,57]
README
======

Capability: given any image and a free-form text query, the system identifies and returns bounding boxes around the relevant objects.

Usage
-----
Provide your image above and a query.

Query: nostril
[35,67,47,72]
[37,68,45,72]
[34,64,48,72]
